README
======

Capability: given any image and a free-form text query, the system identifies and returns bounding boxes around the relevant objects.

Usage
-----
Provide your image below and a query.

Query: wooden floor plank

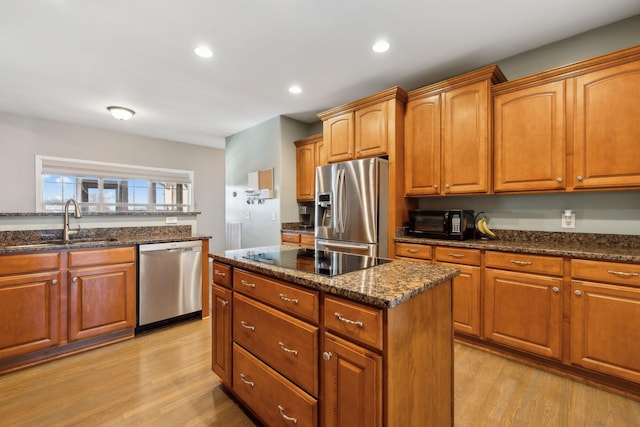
[1,318,639,426]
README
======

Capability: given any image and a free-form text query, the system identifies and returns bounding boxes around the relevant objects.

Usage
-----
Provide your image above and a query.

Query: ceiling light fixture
[289,85,302,94]
[107,106,135,121]
[372,40,390,53]
[194,45,213,58]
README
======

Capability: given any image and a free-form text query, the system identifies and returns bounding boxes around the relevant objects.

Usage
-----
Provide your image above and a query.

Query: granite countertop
[211,245,459,308]
[281,223,314,234]
[396,231,640,264]
[0,226,210,255]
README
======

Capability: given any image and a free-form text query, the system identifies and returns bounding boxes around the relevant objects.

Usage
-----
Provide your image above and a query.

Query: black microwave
[408,210,475,240]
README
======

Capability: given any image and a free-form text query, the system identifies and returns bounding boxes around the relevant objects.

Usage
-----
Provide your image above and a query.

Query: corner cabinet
[492,45,640,193]
[405,65,506,196]
[318,87,407,163]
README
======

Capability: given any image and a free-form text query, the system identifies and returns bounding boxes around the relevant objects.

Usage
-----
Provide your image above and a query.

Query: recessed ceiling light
[107,106,135,121]
[289,85,302,94]
[194,45,213,58]
[372,40,390,53]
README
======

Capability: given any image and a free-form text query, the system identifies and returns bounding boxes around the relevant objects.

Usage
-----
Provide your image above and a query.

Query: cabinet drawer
[68,246,135,267]
[234,293,319,396]
[0,252,60,275]
[395,242,431,260]
[485,251,563,276]
[324,296,383,351]
[234,269,319,323]
[300,234,315,248]
[281,232,301,244]
[435,246,480,266]
[212,262,232,288]
[571,259,640,288]
[233,343,318,427]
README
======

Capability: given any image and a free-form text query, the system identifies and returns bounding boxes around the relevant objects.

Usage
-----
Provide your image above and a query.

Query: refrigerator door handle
[339,168,346,234]
[317,241,371,250]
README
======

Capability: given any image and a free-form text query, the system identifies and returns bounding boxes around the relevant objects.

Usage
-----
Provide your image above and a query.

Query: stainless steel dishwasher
[137,240,202,333]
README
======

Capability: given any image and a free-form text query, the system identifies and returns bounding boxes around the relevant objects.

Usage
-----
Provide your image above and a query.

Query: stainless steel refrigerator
[314,158,388,257]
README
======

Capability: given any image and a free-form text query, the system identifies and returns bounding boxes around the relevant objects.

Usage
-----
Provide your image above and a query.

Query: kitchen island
[211,246,459,427]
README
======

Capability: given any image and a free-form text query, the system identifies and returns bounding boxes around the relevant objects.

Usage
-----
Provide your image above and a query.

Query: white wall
[224,116,312,249]
[0,111,227,250]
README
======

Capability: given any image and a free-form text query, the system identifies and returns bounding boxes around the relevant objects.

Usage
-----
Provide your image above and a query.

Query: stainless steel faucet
[63,199,82,243]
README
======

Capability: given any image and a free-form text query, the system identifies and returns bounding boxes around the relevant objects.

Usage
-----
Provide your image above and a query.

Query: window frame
[35,155,195,213]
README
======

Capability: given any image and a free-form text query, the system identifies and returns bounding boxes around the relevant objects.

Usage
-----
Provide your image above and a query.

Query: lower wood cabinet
[484,251,563,360]
[322,333,382,427]
[0,261,61,359]
[0,246,136,374]
[570,259,640,384]
[212,263,454,426]
[67,247,136,341]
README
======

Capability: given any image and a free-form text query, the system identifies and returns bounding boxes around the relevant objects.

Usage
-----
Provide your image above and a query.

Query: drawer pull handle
[334,312,364,328]
[279,294,299,304]
[607,270,639,278]
[448,253,465,258]
[552,287,560,293]
[214,270,226,277]
[240,280,256,288]
[240,321,255,331]
[406,249,419,253]
[510,260,532,266]
[239,373,254,388]
[221,300,229,307]
[278,405,298,424]
[278,341,299,356]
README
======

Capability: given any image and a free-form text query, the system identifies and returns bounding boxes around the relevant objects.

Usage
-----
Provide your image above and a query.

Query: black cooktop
[243,248,390,277]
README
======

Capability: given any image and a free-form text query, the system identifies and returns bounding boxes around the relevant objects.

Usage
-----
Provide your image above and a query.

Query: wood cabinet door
[442,80,490,194]
[573,59,640,189]
[438,262,481,337]
[316,138,328,167]
[324,112,354,163]
[570,280,640,383]
[296,141,316,201]
[0,271,60,359]
[212,284,232,386]
[68,262,136,341]
[493,80,566,192]
[484,269,562,359]
[355,101,388,158]
[404,93,441,195]
[322,333,382,427]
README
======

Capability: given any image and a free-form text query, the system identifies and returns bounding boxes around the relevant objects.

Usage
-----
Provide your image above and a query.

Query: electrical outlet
[561,210,575,228]
[165,216,178,224]
[245,211,251,219]
[272,212,276,221]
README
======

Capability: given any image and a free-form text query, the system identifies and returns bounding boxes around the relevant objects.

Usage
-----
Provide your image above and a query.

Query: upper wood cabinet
[492,44,640,193]
[318,87,407,163]
[573,58,640,189]
[405,65,506,196]
[493,80,567,192]
[294,134,322,201]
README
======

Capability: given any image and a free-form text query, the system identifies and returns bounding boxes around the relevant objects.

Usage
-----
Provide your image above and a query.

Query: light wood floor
[1,318,639,427]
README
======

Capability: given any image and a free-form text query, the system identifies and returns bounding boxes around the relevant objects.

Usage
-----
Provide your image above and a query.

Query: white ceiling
[1,1,639,150]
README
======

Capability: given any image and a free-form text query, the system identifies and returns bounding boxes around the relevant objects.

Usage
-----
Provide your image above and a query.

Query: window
[36,156,194,213]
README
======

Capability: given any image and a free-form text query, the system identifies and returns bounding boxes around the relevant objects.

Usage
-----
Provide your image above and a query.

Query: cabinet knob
[556,177,563,183]
[574,290,582,296]
[576,176,583,182]
[221,300,229,306]
[51,279,58,285]
[72,277,77,283]
[323,351,333,361]
[445,184,450,189]
[552,287,560,293]
[433,184,438,189]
